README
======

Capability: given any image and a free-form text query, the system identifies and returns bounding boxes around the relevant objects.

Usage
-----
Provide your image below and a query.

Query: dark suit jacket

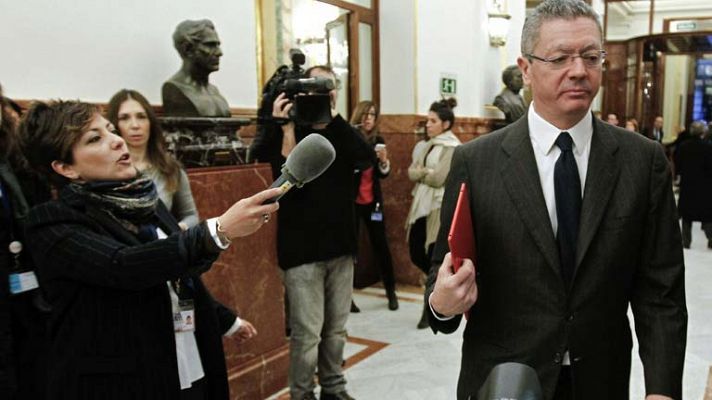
[25,189,235,400]
[426,116,687,400]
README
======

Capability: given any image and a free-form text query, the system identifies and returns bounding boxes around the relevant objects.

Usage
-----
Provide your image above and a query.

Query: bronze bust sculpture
[162,19,231,117]
[493,65,527,124]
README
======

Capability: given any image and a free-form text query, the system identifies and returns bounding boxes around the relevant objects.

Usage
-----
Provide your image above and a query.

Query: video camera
[258,48,334,126]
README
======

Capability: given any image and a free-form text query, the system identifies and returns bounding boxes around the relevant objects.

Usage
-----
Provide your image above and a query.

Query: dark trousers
[552,366,572,400]
[179,378,206,400]
[681,219,712,246]
[408,217,434,275]
[355,202,396,291]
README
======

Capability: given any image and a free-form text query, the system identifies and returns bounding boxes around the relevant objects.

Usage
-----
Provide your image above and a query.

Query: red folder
[447,182,477,319]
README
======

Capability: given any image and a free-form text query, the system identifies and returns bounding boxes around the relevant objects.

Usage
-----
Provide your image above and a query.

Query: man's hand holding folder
[430,183,478,319]
[430,254,478,318]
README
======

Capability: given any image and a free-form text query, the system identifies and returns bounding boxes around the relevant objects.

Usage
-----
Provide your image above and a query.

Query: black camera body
[258,49,334,126]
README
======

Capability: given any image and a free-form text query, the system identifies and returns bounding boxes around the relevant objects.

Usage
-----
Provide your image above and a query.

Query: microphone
[264,133,336,203]
[477,362,543,400]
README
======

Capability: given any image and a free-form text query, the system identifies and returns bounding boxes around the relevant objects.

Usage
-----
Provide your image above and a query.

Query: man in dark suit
[644,115,665,143]
[425,1,687,400]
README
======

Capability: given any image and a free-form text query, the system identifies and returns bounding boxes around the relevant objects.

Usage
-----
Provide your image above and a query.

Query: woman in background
[19,99,279,399]
[624,118,638,132]
[406,98,461,329]
[350,101,398,311]
[106,89,198,229]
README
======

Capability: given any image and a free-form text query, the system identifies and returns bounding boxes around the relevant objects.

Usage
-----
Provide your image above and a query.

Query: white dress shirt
[528,103,592,235]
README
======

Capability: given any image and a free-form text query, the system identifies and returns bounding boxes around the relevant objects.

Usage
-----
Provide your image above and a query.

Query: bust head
[502,65,523,93]
[173,19,222,74]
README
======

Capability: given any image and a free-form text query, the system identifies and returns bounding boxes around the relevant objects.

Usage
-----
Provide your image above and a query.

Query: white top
[156,224,240,389]
[527,103,592,236]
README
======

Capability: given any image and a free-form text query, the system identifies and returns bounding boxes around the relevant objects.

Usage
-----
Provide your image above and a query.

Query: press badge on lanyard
[173,299,196,332]
[2,185,39,295]
[370,202,383,222]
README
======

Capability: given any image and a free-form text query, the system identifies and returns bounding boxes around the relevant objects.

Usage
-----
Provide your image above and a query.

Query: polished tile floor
[270,223,712,399]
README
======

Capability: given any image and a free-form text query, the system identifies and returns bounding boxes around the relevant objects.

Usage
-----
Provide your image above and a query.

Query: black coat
[0,159,51,399]
[675,137,712,221]
[24,187,235,400]
[251,115,372,269]
[427,117,687,400]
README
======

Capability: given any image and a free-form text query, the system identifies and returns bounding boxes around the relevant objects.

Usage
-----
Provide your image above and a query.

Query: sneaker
[320,391,355,400]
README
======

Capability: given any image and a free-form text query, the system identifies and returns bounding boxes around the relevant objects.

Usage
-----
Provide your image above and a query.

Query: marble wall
[375,115,496,287]
[187,164,288,400]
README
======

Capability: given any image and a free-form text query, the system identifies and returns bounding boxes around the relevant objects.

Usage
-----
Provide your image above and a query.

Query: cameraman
[255,65,370,400]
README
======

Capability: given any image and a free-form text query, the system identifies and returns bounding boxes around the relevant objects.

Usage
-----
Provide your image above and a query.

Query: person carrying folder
[425,1,686,399]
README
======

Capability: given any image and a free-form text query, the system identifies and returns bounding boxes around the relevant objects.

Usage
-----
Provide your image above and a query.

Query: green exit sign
[441,77,457,95]
[675,22,697,31]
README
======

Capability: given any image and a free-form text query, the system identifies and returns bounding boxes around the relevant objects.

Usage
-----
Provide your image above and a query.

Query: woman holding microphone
[19,100,280,400]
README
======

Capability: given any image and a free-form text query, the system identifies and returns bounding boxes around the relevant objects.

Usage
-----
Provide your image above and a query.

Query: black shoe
[386,289,399,311]
[299,392,317,400]
[320,391,355,400]
[350,299,360,313]
[416,304,429,329]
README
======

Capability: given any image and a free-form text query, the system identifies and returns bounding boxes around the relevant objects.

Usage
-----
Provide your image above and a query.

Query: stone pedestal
[187,164,288,399]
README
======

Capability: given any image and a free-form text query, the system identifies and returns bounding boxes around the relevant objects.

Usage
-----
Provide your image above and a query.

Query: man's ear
[516,57,531,87]
[51,160,79,180]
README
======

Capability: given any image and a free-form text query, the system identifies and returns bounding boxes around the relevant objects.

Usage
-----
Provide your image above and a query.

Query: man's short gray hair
[521,0,602,55]
[689,121,706,137]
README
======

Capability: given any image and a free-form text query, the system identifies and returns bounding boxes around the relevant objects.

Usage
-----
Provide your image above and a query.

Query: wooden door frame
[318,0,380,116]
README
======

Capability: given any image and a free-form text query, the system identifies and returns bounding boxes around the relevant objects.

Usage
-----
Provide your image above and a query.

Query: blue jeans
[283,255,353,399]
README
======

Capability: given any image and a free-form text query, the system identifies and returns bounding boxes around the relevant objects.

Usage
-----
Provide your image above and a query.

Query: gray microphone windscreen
[284,133,336,185]
[477,362,542,400]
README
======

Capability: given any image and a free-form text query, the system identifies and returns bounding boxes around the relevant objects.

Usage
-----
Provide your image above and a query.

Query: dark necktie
[554,132,581,287]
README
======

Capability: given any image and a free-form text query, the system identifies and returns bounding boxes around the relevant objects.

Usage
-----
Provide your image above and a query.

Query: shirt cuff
[428,293,456,321]
[223,317,243,337]
[207,217,230,249]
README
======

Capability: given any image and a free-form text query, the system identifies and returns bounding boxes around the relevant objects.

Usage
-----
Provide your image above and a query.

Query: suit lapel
[574,119,621,276]
[499,118,561,278]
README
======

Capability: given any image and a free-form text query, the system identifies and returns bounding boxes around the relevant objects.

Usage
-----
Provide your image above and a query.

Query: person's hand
[217,187,282,239]
[234,320,258,344]
[272,92,293,121]
[645,396,673,400]
[376,147,388,163]
[178,222,188,231]
[430,253,478,317]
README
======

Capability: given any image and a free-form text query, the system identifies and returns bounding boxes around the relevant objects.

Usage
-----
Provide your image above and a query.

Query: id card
[9,271,39,294]
[370,211,383,222]
[173,299,195,332]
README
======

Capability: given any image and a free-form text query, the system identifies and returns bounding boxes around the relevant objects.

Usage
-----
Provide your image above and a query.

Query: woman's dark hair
[106,89,181,193]
[625,117,638,132]
[350,100,379,133]
[18,100,99,185]
[429,97,457,131]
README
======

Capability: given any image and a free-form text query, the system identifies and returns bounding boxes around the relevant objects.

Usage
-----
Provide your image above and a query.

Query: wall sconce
[488,12,511,47]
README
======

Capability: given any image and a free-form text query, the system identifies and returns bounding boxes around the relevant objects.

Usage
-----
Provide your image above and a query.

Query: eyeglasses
[525,50,606,70]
